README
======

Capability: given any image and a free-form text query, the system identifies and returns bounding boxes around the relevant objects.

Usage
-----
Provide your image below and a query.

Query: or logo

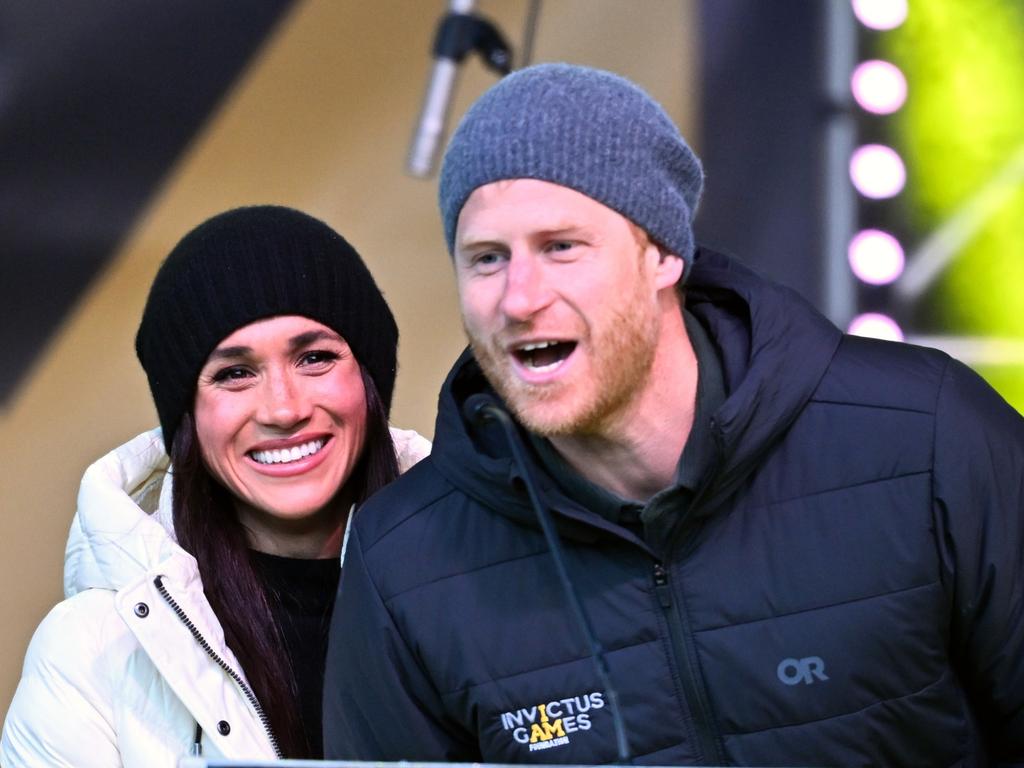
[777,656,829,685]
[499,691,605,752]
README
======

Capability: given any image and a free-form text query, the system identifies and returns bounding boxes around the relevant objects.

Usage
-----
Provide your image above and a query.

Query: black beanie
[135,205,398,453]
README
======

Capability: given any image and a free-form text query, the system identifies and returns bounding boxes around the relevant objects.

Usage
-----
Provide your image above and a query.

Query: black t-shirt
[250,549,341,758]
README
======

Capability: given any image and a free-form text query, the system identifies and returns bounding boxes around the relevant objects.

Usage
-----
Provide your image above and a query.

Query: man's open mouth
[512,340,577,372]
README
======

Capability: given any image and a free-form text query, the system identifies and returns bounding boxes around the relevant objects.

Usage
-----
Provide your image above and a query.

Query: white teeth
[515,340,570,371]
[250,439,324,465]
[519,341,557,352]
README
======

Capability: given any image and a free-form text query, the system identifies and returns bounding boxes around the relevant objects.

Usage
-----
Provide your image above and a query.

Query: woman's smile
[194,315,368,529]
[249,436,327,466]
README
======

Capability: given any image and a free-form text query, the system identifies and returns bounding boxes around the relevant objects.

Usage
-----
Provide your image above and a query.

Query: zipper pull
[653,563,672,608]
[190,721,203,756]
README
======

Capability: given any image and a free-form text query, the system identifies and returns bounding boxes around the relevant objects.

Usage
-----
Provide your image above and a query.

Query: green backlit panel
[883,2,1024,411]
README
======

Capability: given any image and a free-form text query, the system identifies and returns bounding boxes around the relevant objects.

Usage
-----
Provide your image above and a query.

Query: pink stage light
[852,0,908,31]
[850,144,906,199]
[851,60,907,115]
[848,229,905,285]
[848,312,904,342]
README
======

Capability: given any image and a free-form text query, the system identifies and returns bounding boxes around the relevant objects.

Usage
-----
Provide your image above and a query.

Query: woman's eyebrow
[288,329,342,350]
[206,345,251,361]
[206,330,342,362]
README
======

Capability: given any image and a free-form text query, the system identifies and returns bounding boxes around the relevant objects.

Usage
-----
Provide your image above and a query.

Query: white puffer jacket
[1,426,430,768]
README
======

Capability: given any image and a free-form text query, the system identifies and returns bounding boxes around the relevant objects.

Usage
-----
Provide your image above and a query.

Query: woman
[1,206,430,765]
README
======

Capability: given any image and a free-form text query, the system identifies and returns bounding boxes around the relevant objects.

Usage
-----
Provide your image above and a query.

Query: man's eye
[546,240,579,259]
[470,251,507,273]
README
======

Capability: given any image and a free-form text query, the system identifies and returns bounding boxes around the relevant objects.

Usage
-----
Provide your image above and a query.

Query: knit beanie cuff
[439,63,704,274]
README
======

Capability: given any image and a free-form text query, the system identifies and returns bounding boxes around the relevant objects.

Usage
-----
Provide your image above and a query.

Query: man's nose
[499,253,553,321]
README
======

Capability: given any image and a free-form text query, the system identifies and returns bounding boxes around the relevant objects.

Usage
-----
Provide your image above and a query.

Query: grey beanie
[439,62,704,276]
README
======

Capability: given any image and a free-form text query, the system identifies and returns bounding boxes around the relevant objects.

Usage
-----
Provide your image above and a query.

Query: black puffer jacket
[324,249,1024,766]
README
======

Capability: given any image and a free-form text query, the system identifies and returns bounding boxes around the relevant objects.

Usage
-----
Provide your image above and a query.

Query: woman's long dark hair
[170,366,398,758]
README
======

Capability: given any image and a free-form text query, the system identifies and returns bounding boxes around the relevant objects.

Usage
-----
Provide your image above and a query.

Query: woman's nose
[257,371,312,429]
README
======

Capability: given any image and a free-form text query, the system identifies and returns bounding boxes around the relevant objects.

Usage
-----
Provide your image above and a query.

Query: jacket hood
[683,248,842,511]
[430,247,842,535]
[64,426,433,598]
[64,428,185,598]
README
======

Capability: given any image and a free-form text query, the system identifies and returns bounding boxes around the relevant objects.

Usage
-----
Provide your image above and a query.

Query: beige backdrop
[0,0,699,719]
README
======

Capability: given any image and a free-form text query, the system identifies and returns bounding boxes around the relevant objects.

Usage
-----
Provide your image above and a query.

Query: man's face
[454,179,682,437]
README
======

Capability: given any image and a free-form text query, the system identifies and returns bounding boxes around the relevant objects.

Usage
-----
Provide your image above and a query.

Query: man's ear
[653,248,684,289]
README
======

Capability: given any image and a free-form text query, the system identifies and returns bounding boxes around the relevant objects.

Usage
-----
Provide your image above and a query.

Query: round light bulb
[851,60,907,115]
[850,144,906,199]
[852,0,908,30]
[848,313,904,342]
[848,229,905,285]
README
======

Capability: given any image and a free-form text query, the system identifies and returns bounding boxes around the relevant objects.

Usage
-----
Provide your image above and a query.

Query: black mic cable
[464,393,633,764]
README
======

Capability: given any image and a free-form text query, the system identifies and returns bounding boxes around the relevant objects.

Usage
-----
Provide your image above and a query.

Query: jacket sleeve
[323,522,478,761]
[1,597,121,767]
[933,358,1024,764]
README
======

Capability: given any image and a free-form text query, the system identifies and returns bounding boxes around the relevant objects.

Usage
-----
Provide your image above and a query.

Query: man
[324,63,1024,765]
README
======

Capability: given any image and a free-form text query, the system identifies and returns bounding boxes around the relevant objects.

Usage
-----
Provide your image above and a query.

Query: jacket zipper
[653,562,726,765]
[153,575,283,759]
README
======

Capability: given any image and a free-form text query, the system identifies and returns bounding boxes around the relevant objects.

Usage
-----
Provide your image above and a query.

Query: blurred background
[1,0,1021,719]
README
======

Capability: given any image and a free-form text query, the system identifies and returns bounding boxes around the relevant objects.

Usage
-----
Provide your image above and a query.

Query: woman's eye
[299,350,339,367]
[211,366,252,383]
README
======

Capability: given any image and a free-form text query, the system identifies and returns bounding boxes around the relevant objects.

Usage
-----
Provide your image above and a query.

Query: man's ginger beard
[467,248,661,438]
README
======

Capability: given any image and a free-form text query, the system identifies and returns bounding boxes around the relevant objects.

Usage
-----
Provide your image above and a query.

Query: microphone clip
[433,11,512,75]
[406,6,512,178]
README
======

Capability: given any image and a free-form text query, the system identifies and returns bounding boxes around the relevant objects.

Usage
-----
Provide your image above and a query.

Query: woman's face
[193,315,367,541]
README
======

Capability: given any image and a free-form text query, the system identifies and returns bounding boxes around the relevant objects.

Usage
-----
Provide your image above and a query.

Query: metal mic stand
[406,0,512,178]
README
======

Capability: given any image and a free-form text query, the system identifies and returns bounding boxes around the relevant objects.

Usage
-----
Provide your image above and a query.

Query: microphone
[463,394,632,764]
[406,0,511,178]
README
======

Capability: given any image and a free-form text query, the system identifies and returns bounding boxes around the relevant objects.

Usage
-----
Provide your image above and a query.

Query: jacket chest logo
[777,656,829,685]
[499,691,605,752]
